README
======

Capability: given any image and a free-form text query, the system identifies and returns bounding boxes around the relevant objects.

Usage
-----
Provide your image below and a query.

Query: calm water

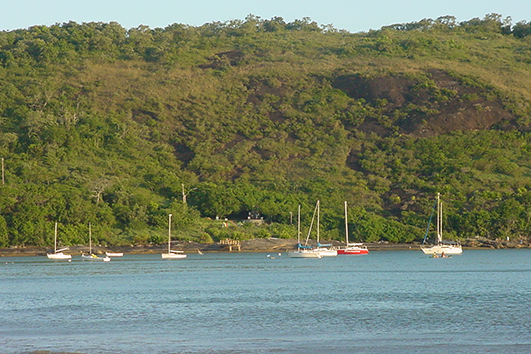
[1,249,530,354]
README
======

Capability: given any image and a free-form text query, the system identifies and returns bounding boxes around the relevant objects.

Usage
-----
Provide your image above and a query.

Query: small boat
[337,201,369,255]
[47,223,72,260]
[47,250,72,260]
[82,253,110,262]
[81,223,111,262]
[421,193,463,256]
[105,252,124,257]
[161,214,187,259]
[162,250,187,259]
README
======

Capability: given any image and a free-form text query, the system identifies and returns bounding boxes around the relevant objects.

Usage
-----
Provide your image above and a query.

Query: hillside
[1,14,531,248]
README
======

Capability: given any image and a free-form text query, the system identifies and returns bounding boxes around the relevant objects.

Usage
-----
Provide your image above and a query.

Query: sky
[1,0,530,33]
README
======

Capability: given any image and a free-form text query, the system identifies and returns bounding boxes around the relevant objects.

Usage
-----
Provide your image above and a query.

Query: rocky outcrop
[332,69,516,138]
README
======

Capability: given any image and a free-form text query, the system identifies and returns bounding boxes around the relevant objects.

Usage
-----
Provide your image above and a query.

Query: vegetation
[1,13,531,248]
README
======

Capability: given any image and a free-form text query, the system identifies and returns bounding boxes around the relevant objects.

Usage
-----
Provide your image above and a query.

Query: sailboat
[161,214,187,259]
[289,201,337,258]
[47,222,72,260]
[288,205,322,258]
[313,200,337,257]
[337,201,369,255]
[81,223,110,261]
[105,251,124,257]
[420,193,463,256]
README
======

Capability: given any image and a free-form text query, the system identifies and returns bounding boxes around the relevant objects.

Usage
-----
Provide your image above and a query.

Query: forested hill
[1,14,531,248]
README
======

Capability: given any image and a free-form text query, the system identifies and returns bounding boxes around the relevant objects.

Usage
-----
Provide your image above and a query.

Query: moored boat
[337,201,369,255]
[47,251,72,260]
[81,223,111,261]
[421,193,462,256]
[161,250,187,259]
[47,223,72,260]
[161,214,187,259]
[289,205,323,258]
[422,242,462,256]
[105,252,124,257]
[289,248,323,258]
[82,253,111,262]
[313,201,337,257]
[337,243,369,255]
[289,201,336,258]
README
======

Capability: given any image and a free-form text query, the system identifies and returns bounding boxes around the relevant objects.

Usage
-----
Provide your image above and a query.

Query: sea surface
[1,249,530,354]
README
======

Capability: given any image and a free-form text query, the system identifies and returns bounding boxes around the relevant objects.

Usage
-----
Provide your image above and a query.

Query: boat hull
[105,252,124,257]
[161,253,187,259]
[288,250,322,258]
[82,254,111,261]
[47,252,72,260]
[421,244,462,255]
[337,248,369,255]
[82,254,98,260]
[316,248,338,257]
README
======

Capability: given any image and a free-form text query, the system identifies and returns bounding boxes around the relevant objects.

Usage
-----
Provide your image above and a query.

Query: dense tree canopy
[1,14,531,248]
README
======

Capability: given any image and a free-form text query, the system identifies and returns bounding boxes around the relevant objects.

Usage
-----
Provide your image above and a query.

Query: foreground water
[1,249,530,354]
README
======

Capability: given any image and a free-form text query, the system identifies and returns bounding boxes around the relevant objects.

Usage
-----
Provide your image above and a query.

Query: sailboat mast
[168,214,172,253]
[316,200,320,245]
[344,201,349,245]
[304,201,318,246]
[440,201,443,243]
[89,222,92,254]
[437,193,442,244]
[297,205,301,244]
[54,222,58,253]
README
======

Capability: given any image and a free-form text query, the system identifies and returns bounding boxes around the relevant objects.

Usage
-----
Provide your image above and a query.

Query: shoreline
[0,238,528,257]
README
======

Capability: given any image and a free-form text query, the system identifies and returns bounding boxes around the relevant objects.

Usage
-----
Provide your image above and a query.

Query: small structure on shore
[219,238,241,252]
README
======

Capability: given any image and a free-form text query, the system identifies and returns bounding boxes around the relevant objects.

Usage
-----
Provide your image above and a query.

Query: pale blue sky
[1,0,529,33]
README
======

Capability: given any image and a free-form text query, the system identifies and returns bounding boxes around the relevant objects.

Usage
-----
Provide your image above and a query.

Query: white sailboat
[105,252,124,257]
[421,193,463,256]
[47,222,72,260]
[81,223,110,262]
[313,200,337,257]
[289,201,337,258]
[289,205,322,258]
[161,214,187,259]
[337,201,369,255]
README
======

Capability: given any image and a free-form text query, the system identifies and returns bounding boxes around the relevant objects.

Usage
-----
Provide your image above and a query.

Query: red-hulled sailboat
[337,201,369,255]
